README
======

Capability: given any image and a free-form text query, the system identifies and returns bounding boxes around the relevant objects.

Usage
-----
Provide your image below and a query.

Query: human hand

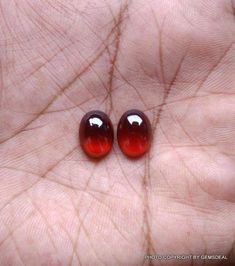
[0,1,235,265]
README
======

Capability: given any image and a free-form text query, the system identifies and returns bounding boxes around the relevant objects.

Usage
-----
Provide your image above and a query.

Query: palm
[0,1,235,265]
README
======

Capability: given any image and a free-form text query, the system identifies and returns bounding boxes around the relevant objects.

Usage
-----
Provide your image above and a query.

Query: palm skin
[0,0,235,265]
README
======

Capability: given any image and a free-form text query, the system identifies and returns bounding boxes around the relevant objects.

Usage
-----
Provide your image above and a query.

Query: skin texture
[0,0,235,265]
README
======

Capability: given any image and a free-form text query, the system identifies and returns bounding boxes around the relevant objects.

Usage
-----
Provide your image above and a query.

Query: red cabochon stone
[79,111,114,158]
[117,110,152,158]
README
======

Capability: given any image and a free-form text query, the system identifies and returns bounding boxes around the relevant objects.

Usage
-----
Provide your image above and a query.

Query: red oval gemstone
[117,110,152,158]
[79,111,114,158]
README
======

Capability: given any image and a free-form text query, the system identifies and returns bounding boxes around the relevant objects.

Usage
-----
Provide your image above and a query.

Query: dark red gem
[79,111,114,158]
[117,110,152,158]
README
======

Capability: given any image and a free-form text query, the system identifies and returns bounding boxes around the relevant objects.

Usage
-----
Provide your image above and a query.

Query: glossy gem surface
[79,111,114,158]
[117,110,152,158]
